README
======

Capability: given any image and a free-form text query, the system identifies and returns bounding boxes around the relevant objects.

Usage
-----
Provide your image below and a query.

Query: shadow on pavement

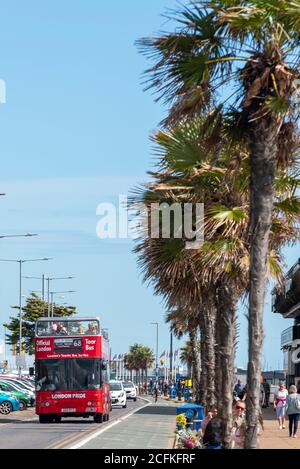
[262,407,278,422]
[135,406,177,416]
[0,418,24,424]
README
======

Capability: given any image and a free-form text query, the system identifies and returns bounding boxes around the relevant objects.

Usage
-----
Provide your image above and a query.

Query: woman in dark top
[202,417,223,449]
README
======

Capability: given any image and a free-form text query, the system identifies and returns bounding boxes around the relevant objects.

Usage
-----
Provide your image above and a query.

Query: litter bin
[176,404,204,432]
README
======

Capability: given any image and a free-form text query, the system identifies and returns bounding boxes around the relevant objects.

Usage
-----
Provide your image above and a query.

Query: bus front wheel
[39,415,52,424]
[94,413,103,423]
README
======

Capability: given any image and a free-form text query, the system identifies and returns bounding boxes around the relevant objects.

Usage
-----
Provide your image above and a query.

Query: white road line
[70,398,152,450]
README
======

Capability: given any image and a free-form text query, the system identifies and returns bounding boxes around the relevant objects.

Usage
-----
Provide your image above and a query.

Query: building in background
[272,258,300,387]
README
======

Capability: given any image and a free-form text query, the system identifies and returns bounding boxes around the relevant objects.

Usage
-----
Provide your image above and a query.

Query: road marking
[69,398,152,450]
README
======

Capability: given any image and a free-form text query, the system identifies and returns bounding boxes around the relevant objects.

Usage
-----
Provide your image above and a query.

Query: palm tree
[137,1,300,446]
[132,115,300,446]
[166,308,202,403]
[180,340,201,382]
[125,344,155,387]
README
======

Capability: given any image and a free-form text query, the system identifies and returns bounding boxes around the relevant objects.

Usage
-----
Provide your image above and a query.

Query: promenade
[73,397,300,450]
[76,397,177,449]
[260,407,300,449]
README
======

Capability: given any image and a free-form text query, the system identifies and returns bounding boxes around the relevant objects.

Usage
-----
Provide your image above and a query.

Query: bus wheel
[54,415,62,423]
[94,413,103,423]
[39,415,51,424]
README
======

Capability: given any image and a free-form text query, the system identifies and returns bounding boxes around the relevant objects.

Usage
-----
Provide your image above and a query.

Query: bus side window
[101,360,108,384]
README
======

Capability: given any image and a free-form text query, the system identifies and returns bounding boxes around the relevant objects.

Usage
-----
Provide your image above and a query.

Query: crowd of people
[199,380,300,448]
[199,400,248,449]
[273,383,300,437]
[136,378,190,402]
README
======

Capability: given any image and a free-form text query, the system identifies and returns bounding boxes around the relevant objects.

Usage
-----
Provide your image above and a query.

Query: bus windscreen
[36,358,101,391]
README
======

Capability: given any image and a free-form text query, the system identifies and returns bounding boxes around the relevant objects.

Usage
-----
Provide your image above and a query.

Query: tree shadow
[135,405,177,416]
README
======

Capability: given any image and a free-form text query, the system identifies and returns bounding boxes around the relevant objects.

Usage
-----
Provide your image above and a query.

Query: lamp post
[0,257,52,377]
[151,322,159,383]
[24,276,75,316]
[0,233,38,239]
[170,329,173,382]
[50,291,76,317]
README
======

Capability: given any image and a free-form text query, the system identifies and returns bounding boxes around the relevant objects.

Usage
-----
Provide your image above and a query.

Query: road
[0,399,144,449]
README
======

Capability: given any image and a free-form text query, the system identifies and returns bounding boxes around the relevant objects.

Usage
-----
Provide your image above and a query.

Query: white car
[122,381,137,401]
[109,381,127,408]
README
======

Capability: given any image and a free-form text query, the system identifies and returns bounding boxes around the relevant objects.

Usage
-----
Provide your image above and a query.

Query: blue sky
[0,0,298,370]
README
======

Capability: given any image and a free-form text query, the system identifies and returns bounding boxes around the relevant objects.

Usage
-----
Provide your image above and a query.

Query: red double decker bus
[35,317,110,424]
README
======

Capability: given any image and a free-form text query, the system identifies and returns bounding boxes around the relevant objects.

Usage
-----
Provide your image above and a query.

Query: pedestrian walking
[263,379,270,408]
[286,385,300,438]
[274,383,288,430]
[153,382,159,403]
[233,380,245,401]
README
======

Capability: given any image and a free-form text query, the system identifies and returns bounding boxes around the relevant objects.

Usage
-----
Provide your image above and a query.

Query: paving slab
[260,407,300,449]
[79,397,177,450]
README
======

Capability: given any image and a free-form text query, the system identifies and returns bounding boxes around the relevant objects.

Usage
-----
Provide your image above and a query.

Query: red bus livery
[35,317,110,424]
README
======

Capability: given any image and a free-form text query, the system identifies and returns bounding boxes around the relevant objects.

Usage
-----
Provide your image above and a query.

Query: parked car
[0,381,34,410]
[122,381,137,401]
[0,391,20,415]
[1,377,35,394]
[109,381,127,408]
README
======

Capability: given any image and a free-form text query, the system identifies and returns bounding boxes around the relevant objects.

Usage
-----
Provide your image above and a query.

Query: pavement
[0,400,142,449]
[260,407,300,449]
[76,396,178,449]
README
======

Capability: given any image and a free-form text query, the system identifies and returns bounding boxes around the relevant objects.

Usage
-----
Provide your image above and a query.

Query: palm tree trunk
[217,281,238,449]
[188,329,201,403]
[245,117,282,449]
[204,298,216,407]
[198,314,207,405]
[214,316,222,402]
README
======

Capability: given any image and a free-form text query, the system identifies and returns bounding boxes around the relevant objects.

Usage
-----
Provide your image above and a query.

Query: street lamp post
[170,329,173,382]
[49,291,76,317]
[0,233,38,239]
[0,257,52,377]
[151,322,159,383]
[23,276,75,317]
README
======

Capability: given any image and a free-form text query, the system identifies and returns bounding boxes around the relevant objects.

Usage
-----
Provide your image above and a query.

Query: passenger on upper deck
[86,322,98,335]
[51,321,68,335]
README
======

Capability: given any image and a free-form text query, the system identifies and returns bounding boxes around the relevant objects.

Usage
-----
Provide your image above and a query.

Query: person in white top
[274,383,289,430]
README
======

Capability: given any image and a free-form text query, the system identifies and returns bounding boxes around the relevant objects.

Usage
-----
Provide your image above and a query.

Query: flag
[160,351,165,358]
[174,349,179,357]
[112,354,117,360]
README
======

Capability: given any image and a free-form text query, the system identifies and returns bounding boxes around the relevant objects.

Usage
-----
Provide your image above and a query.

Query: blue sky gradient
[0,0,298,369]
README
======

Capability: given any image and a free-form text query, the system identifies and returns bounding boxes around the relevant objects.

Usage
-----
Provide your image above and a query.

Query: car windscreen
[123,382,134,388]
[110,383,122,391]
[0,381,24,393]
[36,359,101,391]
[3,380,31,391]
